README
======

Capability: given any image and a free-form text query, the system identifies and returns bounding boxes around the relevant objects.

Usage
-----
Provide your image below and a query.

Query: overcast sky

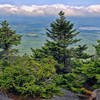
[0,0,100,17]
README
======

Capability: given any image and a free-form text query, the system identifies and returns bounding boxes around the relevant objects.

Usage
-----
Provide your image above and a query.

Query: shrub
[0,56,61,98]
[53,59,100,94]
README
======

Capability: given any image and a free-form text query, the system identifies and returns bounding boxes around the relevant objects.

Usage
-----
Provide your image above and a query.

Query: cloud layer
[0,4,100,17]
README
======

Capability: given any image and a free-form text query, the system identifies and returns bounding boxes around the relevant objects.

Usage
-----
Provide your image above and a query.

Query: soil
[0,89,42,100]
[7,93,42,100]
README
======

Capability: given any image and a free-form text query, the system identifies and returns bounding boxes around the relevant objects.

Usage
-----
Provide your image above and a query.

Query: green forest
[0,11,100,99]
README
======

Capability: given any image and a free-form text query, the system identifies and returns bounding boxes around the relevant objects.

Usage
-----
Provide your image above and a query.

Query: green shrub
[53,59,100,94]
[53,73,84,94]
[0,57,61,98]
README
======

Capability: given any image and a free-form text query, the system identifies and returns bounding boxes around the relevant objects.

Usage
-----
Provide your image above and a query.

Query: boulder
[0,93,14,100]
[43,89,89,100]
[93,89,100,100]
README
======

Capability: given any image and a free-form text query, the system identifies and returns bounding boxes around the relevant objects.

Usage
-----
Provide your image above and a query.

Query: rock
[43,89,89,100]
[0,93,14,100]
[93,88,100,100]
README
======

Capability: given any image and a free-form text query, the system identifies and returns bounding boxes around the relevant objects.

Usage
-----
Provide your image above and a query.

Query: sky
[0,0,100,17]
[0,0,100,6]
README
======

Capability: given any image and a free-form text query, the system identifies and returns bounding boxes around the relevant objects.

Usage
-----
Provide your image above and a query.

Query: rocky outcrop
[43,89,89,100]
[93,89,100,100]
[0,93,14,100]
[2,89,100,100]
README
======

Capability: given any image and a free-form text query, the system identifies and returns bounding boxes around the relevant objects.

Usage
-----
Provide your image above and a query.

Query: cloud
[0,4,100,17]
[79,27,100,31]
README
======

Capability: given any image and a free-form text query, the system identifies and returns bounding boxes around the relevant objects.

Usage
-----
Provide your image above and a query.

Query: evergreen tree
[45,11,80,73]
[0,20,21,59]
[94,40,100,57]
[74,44,91,59]
[32,11,80,73]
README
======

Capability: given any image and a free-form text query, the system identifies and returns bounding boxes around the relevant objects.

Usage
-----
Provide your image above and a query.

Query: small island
[27,33,37,37]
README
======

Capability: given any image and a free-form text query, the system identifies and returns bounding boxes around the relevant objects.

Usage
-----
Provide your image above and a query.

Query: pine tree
[94,40,100,57]
[0,20,22,59]
[32,11,80,73]
[74,44,91,59]
[45,11,80,73]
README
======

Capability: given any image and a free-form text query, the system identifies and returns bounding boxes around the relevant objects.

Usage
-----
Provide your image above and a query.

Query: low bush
[0,56,61,98]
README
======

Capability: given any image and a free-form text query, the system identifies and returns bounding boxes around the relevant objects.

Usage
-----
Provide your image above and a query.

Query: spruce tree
[32,11,80,73]
[94,40,100,57]
[74,44,91,59]
[0,20,21,59]
[45,11,80,73]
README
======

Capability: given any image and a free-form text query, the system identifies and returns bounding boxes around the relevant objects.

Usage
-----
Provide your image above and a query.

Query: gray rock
[0,89,90,100]
[0,93,14,100]
[43,89,89,100]
[93,88,100,100]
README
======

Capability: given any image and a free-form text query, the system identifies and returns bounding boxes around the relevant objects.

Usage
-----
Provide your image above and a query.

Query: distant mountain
[0,16,100,54]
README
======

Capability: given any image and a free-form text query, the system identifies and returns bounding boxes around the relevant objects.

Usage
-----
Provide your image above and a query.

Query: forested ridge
[0,11,100,99]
